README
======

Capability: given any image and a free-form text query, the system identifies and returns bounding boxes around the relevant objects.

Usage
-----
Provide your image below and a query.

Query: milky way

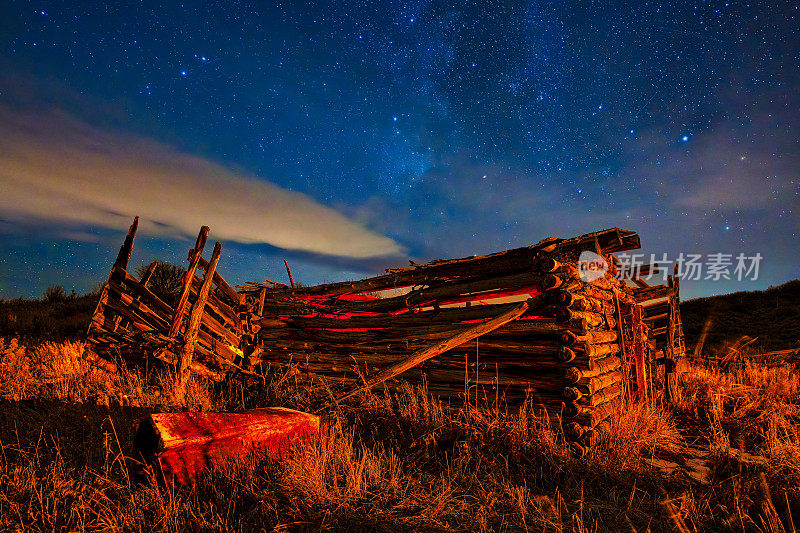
[0,1,798,298]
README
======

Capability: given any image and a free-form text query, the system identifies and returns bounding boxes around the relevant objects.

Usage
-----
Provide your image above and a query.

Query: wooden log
[577,370,623,395]
[257,288,267,316]
[563,386,583,401]
[560,330,617,346]
[256,229,637,300]
[578,382,624,407]
[284,259,295,288]
[114,267,175,317]
[570,297,608,313]
[327,271,552,313]
[255,300,317,316]
[260,334,569,357]
[574,398,620,427]
[632,284,673,302]
[113,216,139,270]
[194,325,242,363]
[555,308,612,328]
[256,315,585,347]
[334,300,533,403]
[199,312,241,348]
[134,408,320,485]
[81,349,118,373]
[106,280,171,326]
[155,347,225,382]
[256,241,557,299]
[422,369,561,389]
[584,342,620,358]
[269,300,530,330]
[196,256,243,306]
[586,354,622,374]
[169,226,209,338]
[534,257,561,272]
[262,349,571,374]
[176,242,222,402]
[564,421,589,439]
[139,261,158,288]
[257,318,288,329]
[251,229,636,304]
[642,300,669,315]
[100,291,167,333]
[564,356,621,383]
[558,347,577,363]
[188,275,241,326]
[651,326,667,337]
[574,284,615,302]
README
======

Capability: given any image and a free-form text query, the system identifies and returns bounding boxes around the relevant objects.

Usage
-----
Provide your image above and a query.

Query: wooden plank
[254,230,623,300]
[632,284,673,303]
[135,409,320,486]
[106,280,171,327]
[139,261,158,288]
[176,241,222,401]
[197,256,242,305]
[188,275,240,327]
[114,266,174,317]
[102,290,167,332]
[335,299,534,403]
[169,226,210,338]
[113,216,139,270]
[257,288,267,316]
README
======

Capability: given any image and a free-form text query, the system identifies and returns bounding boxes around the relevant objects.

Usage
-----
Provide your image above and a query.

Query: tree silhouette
[136,261,186,308]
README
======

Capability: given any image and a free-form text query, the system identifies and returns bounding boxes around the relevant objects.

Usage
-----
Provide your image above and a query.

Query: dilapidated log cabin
[87,217,685,441]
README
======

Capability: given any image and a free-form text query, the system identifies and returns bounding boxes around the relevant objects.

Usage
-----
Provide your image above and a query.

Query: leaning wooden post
[284,259,295,288]
[257,287,267,316]
[169,226,210,338]
[334,297,540,404]
[139,261,158,288]
[113,216,139,272]
[108,216,140,332]
[175,241,221,404]
[664,268,679,405]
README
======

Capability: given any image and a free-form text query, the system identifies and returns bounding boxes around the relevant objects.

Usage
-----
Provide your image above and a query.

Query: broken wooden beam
[169,226,210,338]
[134,408,320,485]
[334,298,534,403]
[113,216,139,271]
[176,241,221,402]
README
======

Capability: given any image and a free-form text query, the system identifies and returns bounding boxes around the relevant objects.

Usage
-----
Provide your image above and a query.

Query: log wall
[86,220,685,442]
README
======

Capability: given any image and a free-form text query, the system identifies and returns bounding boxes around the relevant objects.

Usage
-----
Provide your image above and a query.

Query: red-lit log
[134,408,320,485]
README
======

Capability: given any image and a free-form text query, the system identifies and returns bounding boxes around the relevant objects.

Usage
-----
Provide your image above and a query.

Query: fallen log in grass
[134,407,320,485]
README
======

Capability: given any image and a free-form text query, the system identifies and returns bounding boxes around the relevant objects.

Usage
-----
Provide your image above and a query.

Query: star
[0,0,797,300]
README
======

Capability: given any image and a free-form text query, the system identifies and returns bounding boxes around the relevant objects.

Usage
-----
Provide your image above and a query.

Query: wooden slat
[113,216,139,270]
[197,256,243,305]
[114,266,174,317]
[169,226,210,338]
[177,241,223,400]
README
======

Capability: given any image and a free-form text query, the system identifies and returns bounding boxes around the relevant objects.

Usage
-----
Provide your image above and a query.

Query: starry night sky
[0,1,798,300]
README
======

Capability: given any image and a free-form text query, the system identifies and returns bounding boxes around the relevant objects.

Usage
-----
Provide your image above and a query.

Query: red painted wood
[135,407,320,485]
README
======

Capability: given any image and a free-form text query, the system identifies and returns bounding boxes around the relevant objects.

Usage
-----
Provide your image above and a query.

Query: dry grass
[2,336,800,531]
[678,361,800,470]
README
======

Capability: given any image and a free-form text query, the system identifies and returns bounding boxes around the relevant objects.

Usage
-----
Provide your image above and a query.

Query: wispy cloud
[0,107,405,259]
[620,111,798,212]
[667,132,793,210]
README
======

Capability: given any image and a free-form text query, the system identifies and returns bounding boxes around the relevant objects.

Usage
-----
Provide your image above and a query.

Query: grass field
[1,336,799,532]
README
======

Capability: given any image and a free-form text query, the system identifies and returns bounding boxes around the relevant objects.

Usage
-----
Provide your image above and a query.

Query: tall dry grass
[2,336,799,531]
[678,360,800,473]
